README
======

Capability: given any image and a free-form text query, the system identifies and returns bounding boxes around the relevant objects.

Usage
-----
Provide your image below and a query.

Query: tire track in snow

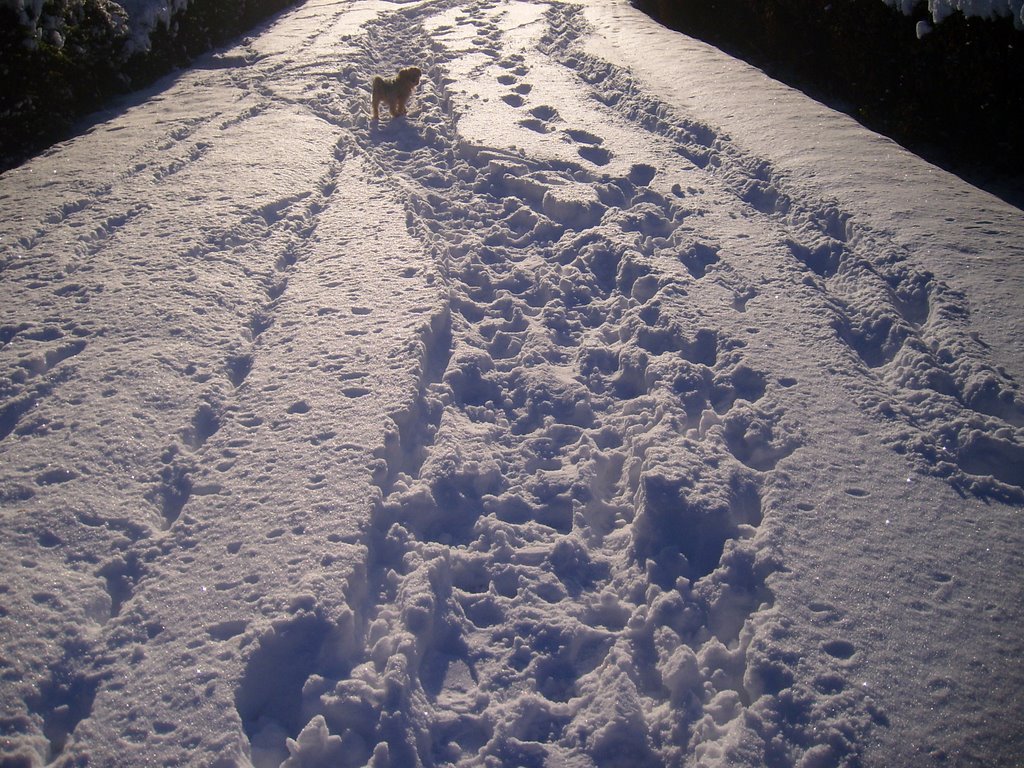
[236,2,872,766]
[38,88,446,759]
[0,111,225,264]
[223,140,453,768]
[145,166,343,533]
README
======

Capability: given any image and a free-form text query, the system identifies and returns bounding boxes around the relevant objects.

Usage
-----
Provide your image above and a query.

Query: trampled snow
[1,0,1022,766]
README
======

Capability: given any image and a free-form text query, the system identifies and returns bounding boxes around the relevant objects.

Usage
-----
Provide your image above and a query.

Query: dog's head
[398,66,422,86]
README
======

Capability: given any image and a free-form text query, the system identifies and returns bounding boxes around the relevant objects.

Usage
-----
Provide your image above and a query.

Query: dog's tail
[370,76,383,119]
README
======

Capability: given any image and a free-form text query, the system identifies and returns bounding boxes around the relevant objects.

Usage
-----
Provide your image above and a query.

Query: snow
[1,0,1023,766]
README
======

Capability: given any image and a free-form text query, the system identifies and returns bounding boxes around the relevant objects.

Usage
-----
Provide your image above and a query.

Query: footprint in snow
[530,105,558,121]
[518,106,559,135]
[577,145,612,166]
[561,128,613,166]
[519,118,553,134]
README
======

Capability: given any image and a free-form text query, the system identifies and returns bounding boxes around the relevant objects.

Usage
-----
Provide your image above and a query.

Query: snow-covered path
[1,1,1022,766]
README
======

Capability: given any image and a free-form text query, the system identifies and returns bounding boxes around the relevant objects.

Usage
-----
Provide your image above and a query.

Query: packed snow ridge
[1,0,1023,767]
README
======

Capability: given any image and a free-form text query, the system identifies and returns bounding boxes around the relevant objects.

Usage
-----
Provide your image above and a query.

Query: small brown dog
[371,66,422,120]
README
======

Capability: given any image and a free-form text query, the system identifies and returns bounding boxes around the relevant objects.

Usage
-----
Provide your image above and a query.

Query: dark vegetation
[1,0,297,172]
[633,0,1024,203]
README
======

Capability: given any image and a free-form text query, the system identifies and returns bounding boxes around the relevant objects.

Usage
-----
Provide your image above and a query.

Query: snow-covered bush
[635,0,1024,186]
[0,0,296,172]
[885,0,1024,30]
[1,0,128,167]
[1,0,127,49]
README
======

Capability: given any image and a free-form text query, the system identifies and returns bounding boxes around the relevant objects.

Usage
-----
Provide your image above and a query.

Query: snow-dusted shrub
[635,0,1024,186]
[0,0,297,171]
[0,0,127,48]
[1,0,128,165]
[884,0,1024,30]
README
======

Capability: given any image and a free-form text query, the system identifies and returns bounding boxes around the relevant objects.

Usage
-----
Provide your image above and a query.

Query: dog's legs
[371,95,380,120]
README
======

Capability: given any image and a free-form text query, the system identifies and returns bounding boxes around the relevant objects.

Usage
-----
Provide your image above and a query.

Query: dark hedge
[0,0,297,173]
[633,0,1024,199]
